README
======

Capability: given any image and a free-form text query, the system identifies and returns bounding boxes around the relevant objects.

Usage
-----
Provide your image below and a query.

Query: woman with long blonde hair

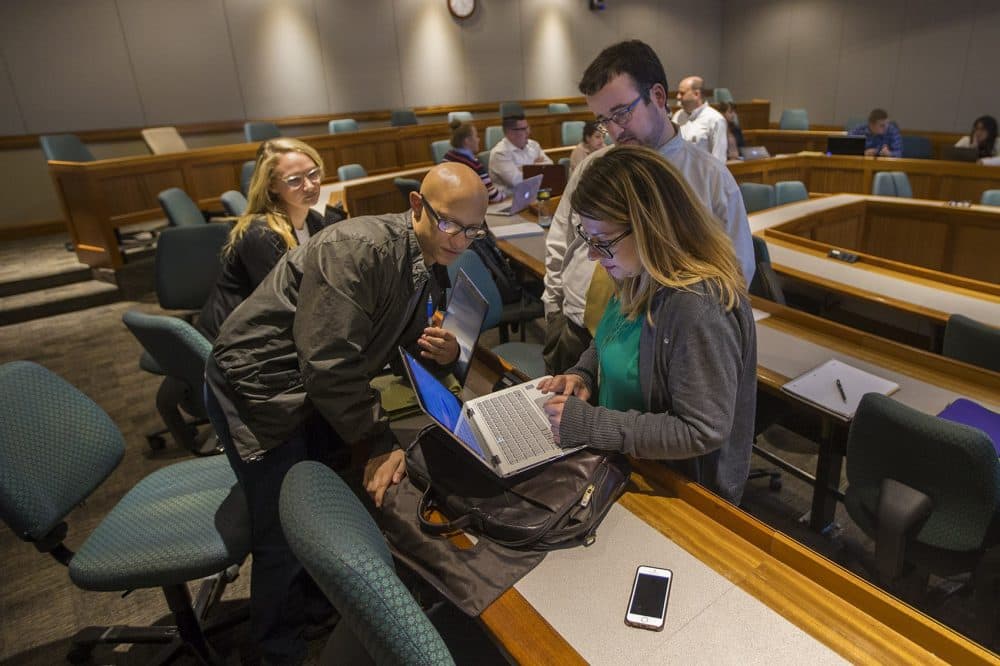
[539,144,757,504]
[199,138,328,339]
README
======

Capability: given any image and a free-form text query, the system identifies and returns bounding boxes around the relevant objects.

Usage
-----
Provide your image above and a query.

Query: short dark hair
[578,40,668,99]
[502,114,527,131]
[582,120,602,140]
[868,108,889,123]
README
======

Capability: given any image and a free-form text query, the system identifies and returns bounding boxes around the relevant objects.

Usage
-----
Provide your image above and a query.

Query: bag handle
[417,487,473,536]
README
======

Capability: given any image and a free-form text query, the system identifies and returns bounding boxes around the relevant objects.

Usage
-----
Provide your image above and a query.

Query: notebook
[826,135,866,156]
[399,347,583,477]
[937,399,1000,456]
[781,359,900,420]
[522,163,568,196]
[488,174,544,216]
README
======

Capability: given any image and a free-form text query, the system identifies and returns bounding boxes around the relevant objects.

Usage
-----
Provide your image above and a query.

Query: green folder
[371,372,461,420]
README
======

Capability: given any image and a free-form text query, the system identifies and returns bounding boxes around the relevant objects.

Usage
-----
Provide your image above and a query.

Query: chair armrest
[875,477,932,583]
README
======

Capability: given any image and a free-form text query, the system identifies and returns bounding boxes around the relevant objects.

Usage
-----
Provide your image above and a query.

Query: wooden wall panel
[948,224,1000,284]
[806,166,867,194]
[863,216,950,271]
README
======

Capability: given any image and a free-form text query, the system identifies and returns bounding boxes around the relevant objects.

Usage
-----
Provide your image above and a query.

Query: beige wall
[719,0,1000,133]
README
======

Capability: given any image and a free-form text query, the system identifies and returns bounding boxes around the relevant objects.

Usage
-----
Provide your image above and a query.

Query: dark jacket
[559,282,757,504]
[198,209,326,340]
[210,211,448,462]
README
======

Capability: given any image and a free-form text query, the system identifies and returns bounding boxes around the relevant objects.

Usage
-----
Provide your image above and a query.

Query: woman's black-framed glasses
[594,90,649,136]
[576,224,632,259]
[421,194,488,240]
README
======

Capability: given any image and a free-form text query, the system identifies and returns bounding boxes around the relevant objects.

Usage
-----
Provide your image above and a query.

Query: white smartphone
[624,565,672,631]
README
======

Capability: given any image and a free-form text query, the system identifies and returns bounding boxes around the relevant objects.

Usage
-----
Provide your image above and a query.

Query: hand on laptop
[418,326,459,365]
[537,374,591,400]
[364,449,406,508]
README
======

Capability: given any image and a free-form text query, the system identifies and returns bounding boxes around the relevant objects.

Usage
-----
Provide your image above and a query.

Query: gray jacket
[211,211,445,461]
[559,283,757,504]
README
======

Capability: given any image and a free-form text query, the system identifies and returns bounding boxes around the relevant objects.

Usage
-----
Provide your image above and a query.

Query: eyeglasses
[276,167,322,189]
[421,195,488,240]
[594,90,648,136]
[576,224,632,259]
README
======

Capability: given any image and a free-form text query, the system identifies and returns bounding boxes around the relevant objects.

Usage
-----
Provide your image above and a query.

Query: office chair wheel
[66,645,93,664]
[146,434,166,450]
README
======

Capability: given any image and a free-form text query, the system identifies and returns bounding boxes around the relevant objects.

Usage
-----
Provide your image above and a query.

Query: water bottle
[537,189,553,228]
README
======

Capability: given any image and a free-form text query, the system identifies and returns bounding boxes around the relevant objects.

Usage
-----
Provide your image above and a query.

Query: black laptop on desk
[939,146,980,163]
[826,136,866,156]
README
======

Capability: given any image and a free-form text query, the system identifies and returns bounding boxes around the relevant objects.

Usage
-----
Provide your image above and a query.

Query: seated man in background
[489,113,553,193]
[673,75,728,162]
[849,108,902,157]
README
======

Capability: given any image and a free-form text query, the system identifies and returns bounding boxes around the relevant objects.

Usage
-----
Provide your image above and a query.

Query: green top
[595,297,644,411]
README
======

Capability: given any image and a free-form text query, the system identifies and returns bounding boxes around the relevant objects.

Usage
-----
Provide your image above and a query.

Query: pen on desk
[426,294,434,327]
[835,378,847,403]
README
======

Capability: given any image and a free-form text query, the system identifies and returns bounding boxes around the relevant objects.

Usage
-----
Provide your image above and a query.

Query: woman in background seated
[955,115,999,159]
[199,138,328,339]
[539,145,757,504]
[443,120,504,203]
[569,120,605,173]
[721,102,745,160]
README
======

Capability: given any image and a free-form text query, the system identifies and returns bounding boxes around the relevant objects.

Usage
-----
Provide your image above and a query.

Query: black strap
[417,487,473,535]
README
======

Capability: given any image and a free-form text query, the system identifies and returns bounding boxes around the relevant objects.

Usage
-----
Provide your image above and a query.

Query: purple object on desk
[937,399,1000,456]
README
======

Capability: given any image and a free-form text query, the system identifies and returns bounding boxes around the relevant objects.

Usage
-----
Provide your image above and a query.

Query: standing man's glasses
[594,90,649,136]
[421,195,488,240]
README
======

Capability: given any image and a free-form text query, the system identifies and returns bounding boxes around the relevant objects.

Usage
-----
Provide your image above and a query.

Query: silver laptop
[440,268,489,386]
[488,174,544,216]
[399,347,583,477]
[740,146,770,160]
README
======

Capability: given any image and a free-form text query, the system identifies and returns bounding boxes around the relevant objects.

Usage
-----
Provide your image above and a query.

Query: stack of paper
[781,359,899,420]
[491,222,545,239]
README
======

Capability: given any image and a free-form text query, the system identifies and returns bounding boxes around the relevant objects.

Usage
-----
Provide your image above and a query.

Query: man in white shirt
[542,41,754,374]
[488,114,553,194]
[673,76,729,163]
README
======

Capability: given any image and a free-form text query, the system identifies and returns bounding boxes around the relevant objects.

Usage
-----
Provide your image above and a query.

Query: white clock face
[448,0,475,19]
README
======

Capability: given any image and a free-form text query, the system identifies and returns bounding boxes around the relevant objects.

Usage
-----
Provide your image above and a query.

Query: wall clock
[448,0,476,20]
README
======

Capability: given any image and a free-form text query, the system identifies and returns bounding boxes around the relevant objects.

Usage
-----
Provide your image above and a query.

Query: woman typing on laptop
[538,145,757,504]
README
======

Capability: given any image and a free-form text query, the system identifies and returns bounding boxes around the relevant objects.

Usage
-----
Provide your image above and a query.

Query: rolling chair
[431,140,452,164]
[328,118,359,133]
[942,314,1000,373]
[739,182,776,213]
[779,109,809,130]
[141,126,188,154]
[843,394,1000,612]
[775,180,808,206]
[0,361,249,664]
[901,136,932,159]
[499,101,524,118]
[484,126,503,150]
[448,111,473,123]
[220,190,247,217]
[394,177,422,209]
[872,171,913,198]
[280,461,455,666]
[561,120,584,147]
[40,133,94,162]
[244,121,280,142]
[158,187,205,226]
[980,190,1000,206]
[391,109,418,127]
[477,149,491,170]
[712,88,734,104]
[240,160,256,196]
[547,103,570,114]
[844,116,867,132]
[338,163,367,181]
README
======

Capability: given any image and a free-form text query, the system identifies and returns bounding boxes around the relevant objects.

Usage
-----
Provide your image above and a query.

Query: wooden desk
[743,129,967,161]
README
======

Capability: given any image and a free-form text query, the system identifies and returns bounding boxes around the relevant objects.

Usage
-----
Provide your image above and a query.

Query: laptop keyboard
[477,390,556,464]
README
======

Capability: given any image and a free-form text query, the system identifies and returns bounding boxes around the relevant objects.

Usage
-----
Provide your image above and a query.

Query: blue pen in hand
[426,294,435,327]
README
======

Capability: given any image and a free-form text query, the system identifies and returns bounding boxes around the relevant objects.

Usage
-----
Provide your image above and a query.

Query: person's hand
[543,395,569,444]
[879,144,891,157]
[418,326,459,365]
[864,148,877,157]
[534,154,548,164]
[364,449,406,508]
[537,374,591,401]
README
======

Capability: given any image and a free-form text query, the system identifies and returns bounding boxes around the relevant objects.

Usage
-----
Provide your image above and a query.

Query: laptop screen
[441,269,488,386]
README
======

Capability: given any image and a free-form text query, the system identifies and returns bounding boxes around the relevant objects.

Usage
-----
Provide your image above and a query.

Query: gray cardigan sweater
[559,282,757,504]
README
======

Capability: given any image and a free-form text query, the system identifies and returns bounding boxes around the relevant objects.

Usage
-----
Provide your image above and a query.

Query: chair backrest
[447,251,503,331]
[393,177,421,203]
[558,156,570,171]
[39,134,94,162]
[155,223,231,310]
[901,135,932,159]
[775,180,808,206]
[431,140,451,164]
[712,87,734,104]
[390,109,418,127]
[244,121,281,143]
[477,149,491,170]
[980,189,1000,206]
[942,314,1000,373]
[447,111,473,123]
[484,126,503,151]
[561,120,584,147]
[779,108,809,130]
[0,361,124,543]
[846,393,1000,551]
[220,190,248,217]
[844,116,866,132]
[280,461,455,665]
[158,187,204,227]
[749,262,786,304]
[872,172,898,197]
[499,101,524,118]
[328,118,359,134]
[240,160,256,196]
[122,311,213,418]
[337,163,367,181]
[141,126,188,154]
[547,103,570,114]
[751,235,770,264]
[890,171,912,198]
[739,182,776,213]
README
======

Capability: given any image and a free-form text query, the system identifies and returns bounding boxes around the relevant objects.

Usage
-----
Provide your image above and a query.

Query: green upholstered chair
[477,149,491,170]
[391,109,418,127]
[158,187,205,227]
[338,163,368,181]
[844,116,867,132]
[712,88,734,104]
[0,361,249,664]
[280,461,455,666]
[484,126,503,151]
[779,108,809,130]
[499,101,524,118]
[844,393,1000,599]
[561,120,584,147]
[244,121,280,142]
[901,136,932,159]
[431,140,452,164]
[748,236,784,305]
[942,314,1000,373]
[240,160,256,196]
[394,177,421,209]
[872,171,897,196]
[547,103,571,114]
[329,118,359,133]
[751,235,770,265]
[739,182,776,213]
[155,223,230,312]
[40,133,94,162]
[981,190,1000,206]
[775,180,808,206]
[558,156,570,173]
[447,111,473,123]
[891,172,913,198]
[220,189,247,217]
